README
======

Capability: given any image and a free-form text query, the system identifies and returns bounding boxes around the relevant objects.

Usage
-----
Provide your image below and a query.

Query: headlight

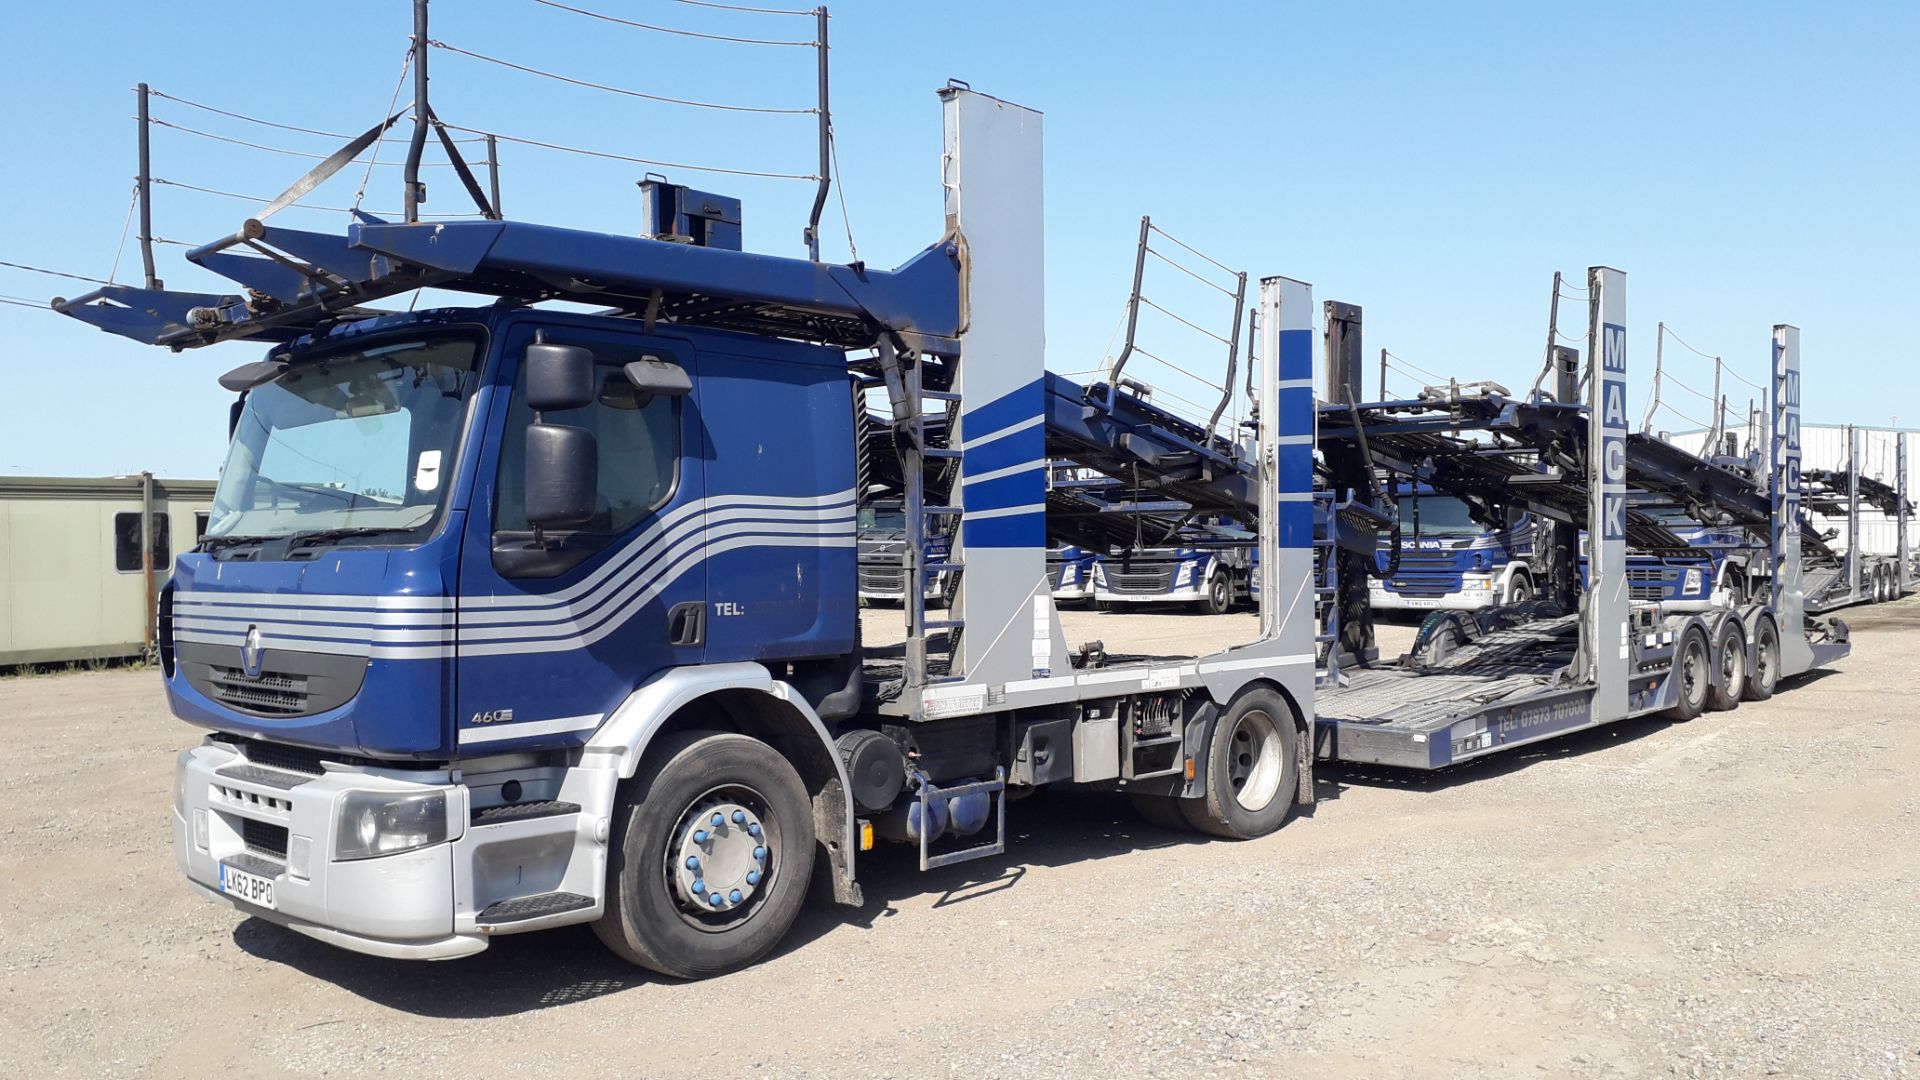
[334,790,448,861]
[1683,569,1704,594]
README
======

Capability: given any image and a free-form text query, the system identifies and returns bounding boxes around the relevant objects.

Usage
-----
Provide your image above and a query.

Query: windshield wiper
[287,526,420,548]
[199,534,275,550]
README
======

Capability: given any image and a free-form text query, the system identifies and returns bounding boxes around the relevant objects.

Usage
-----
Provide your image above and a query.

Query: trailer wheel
[1665,628,1712,721]
[1876,566,1893,603]
[1179,689,1298,839]
[594,731,815,979]
[1194,571,1233,616]
[1707,621,1746,712]
[1742,617,1780,702]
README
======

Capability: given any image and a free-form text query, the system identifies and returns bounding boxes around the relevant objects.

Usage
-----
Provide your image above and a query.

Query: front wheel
[1193,572,1233,616]
[1504,574,1534,606]
[1179,689,1299,839]
[1665,628,1712,721]
[594,732,816,979]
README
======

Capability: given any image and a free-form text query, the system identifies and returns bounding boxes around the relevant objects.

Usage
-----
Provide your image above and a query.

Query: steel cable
[530,0,816,46]
[430,40,816,114]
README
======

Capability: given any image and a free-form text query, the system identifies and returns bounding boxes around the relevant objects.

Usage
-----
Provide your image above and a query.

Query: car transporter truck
[55,72,1848,978]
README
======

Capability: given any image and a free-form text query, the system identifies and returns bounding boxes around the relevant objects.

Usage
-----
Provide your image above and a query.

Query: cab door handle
[667,601,705,646]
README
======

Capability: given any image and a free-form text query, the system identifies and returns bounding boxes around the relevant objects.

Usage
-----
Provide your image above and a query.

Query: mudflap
[812,778,862,907]
[1297,719,1316,807]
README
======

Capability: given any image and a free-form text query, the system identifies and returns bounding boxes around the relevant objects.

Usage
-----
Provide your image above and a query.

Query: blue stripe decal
[1279,328,1313,383]
[964,510,1045,549]
[1277,386,1315,441]
[963,421,1044,475]
[961,377,1046,442]
[1277,444,1313,494]
[964,468,1048,514]
[1279,501,1314,549]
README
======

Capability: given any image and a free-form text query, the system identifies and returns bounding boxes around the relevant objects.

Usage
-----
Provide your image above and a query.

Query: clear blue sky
[2,1,1914,477]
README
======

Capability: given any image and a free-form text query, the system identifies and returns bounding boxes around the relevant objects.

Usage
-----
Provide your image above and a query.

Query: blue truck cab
[162,303,863,952]
[1369,486,1534,611]
[1046,543,1098,602]
[1091,539,1250,614]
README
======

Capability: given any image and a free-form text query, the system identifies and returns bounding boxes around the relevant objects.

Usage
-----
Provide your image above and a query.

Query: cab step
[471,799,581,825]
[475,891,594,927]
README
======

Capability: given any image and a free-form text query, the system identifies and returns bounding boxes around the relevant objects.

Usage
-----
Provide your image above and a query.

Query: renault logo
[241,625,264,678]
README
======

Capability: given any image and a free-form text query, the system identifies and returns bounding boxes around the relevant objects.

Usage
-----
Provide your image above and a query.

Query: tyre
[1129,793,1190,832]
[594,731,815,979]
[1742,617,1780,702]
[1505,574,1534,606]
[1178,688,1299,839]
[1664,628,1712,721]
[1707,620,1745,712]
[1193,571,1233,616]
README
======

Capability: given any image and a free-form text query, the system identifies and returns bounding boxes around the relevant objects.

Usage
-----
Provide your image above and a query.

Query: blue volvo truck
[54,60,1851,979]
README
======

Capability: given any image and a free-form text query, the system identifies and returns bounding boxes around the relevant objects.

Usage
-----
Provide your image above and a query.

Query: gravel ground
[2,601,1917,1079]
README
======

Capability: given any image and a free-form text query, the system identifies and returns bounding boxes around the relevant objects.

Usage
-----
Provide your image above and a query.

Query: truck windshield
[206,336,480,541]
[859,504,907,531]
[1398,494,1482,537]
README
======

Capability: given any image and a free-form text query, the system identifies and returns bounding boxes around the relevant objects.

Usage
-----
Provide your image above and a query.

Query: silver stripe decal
[960,413,1044,449]
[959,461,1045,487]
[174,528,855,650]
[964,502,1046,522]
[459,713,602,745]
[171,489,853,614]
[461,533,855,657]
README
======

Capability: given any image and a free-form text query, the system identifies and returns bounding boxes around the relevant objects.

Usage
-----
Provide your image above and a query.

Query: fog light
[334,790,448,861]
[288,834,312,880]
[192,808,209,851]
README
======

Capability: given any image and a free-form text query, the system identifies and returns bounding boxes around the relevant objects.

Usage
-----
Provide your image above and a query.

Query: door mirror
[524,341,597,412]
[624,355,692,398]
[524,423,598,528]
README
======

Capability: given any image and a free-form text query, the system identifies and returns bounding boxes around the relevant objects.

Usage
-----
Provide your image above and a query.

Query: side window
[113,512,171,573]
[495,339,681,538]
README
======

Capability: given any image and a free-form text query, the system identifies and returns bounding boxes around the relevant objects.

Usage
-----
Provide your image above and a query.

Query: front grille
[242,740,327,776]
[242,817,289,860]
[1381,550,1466,597]
[859,565,906,593]
[1105,563,1176,594]
[207,665,312,716]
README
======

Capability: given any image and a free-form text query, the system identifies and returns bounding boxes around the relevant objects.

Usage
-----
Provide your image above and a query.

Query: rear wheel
[1179,689,1299,839]
[1707,621,1746,712]
[594,732,815,979]
[1665,628,1712,721]
[1743,618,1780,702]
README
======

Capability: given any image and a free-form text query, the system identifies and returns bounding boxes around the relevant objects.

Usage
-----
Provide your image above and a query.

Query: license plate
[219,863,277,910]
[1404,599,1439,609]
